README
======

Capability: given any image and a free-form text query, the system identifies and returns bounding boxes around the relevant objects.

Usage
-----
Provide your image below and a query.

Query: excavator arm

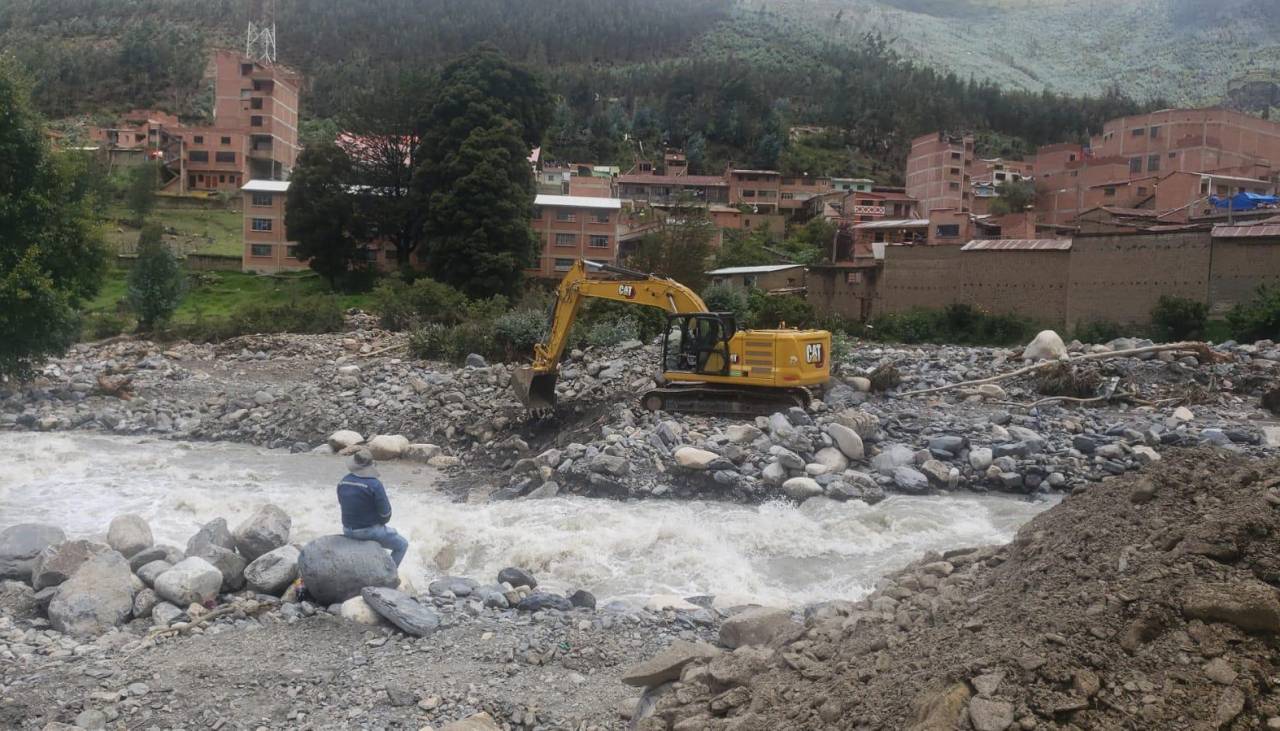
[513,259,709,412]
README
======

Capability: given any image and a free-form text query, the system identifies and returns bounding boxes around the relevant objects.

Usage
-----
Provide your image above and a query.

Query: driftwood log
[899,341,1229,398]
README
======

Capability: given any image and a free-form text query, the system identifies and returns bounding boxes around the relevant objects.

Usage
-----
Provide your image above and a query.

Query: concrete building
[531,194,623,278]
[614,174,729,205]
[905,132,974,215]
[779,175,833,215]
[240,180,301,273]
[706,264,806,292]
[831,177,875,193]
[727,169,783,214]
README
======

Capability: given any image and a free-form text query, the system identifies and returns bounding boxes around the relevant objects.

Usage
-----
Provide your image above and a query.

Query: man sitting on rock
[337,449,409,566]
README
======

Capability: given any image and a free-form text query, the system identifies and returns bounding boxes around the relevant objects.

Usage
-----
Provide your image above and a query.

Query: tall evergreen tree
[0,59,105,380]
[286,142,364,289]
[416,45,552,298]
[126,223,185,331]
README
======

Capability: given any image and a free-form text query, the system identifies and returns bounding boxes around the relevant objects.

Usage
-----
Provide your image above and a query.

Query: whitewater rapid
[0,432,1055,607]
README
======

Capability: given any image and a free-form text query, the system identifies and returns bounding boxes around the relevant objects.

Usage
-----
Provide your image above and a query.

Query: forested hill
[3,0,1249,180]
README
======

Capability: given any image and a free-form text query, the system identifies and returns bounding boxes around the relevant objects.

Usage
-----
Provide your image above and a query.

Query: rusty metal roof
[961,239,1073,252]
[1213,223,1280,238]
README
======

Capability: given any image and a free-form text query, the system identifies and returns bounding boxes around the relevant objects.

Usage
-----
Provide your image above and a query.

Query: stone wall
[1064,231,1211,328]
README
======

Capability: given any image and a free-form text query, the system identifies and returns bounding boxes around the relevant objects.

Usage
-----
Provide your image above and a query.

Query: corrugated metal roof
[961,239,1073,252]
[853,218,930,229]
[1213,223,1280,238]
[616,174,727,186]
[706,264,805,275]
[241,180,291,192]
[533,194,621,210]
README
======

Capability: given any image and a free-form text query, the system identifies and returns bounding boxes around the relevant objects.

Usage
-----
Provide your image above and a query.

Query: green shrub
[747,290,815,328]
[408,323,457,361]
[579,298,666,342]
[831,329,854,363]
[372,277,469,330]
[81,311,132,341]
[451,320,496,362]
[701,283,750,322]
[493,309,549,357]
[1150,295,1207,341]
[1226,285,1280,343]
[585,315,640,347]
[865,306,1037,346]
[1072,319,1125,344]
[170,296,344,342]
[466,294,511,322]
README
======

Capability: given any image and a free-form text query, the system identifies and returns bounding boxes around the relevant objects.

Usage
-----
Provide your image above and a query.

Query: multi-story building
[779,175,833,214]
[727,169,783,213]
[531,194,623,277]
[240,180,302,273]
[905,132,974,215]
[614,174,730,205]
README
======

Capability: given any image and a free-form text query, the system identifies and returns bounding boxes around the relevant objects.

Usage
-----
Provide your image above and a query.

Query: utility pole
[246,0,277,65]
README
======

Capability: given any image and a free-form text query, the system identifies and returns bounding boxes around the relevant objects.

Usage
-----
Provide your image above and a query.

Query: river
[0,432,1056,607]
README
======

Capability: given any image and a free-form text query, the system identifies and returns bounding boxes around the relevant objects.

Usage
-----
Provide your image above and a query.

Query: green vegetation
[125,161,159,225]
[865,304,1040,346]
[102,204,242,258]
[0,59,106,379]
[699,284,818,330]
[1150,295,1208,342]
[988,180,1038,216]
[126,223,186,330]
[1070,319,1126,345]
[625,202,718,292]
[286,142,365,289]
[1226,285,1280,343]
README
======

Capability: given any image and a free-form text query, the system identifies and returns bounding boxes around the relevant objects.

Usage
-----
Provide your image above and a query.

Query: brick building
[531,194,623,277]
[240,180,301,273]
[905,132,974,215]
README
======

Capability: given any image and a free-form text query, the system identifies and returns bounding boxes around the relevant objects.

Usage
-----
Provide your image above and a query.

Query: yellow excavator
[512,259,831,415]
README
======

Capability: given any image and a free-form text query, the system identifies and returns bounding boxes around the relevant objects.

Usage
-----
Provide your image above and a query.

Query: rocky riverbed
[4,318,1278,507]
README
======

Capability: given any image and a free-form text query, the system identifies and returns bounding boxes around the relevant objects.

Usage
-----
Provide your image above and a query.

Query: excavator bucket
[512,367,558,414]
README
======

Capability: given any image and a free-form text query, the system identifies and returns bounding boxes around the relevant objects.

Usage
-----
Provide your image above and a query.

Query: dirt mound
[640,449,1280,729]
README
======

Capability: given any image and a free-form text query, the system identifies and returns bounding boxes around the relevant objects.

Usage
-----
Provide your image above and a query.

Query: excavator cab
[663,313,735,375]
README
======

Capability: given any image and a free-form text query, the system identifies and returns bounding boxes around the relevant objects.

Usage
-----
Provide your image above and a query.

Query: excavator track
[639,384,812,416]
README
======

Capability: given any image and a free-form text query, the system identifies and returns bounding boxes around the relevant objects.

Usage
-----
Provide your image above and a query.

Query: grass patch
[103,204,244,258]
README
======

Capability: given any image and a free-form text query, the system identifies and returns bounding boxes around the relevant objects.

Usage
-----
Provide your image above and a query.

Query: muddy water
[0,432,1056,606]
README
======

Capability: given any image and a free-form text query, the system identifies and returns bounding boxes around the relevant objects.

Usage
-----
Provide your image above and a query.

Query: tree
[126,160,159,225]
[417,45,552,298]
[126,223,185,330]
[989,179,1037,215]
[713,228,779,269]
[0,60,105,380]
[286,142,364,289]
[780,217,836,264]
[625,199,716,291]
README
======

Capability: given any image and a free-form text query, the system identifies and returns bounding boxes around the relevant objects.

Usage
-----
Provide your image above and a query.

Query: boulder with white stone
[327,430,364,451]
[1021,330,1067,361]
[674,447,719,470]
[719,607,799,649]
[243,545,301,595]
[298,535,399,605]
[826,423,864,460]
[782,477,823,501]
[153,557,223,607]
[339,595,388,626]
[404,443,442,462]
[30,540,109,591]
[813,447,849,473]
[233,504,291,561]
[47,551,136,636]
[106,514,153,558]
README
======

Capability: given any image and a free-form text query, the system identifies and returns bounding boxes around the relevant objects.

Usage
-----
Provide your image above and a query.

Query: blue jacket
[337,474,392,529]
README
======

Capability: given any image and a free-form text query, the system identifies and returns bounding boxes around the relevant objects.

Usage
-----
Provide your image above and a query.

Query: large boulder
[673,447,719,470]
[362,587,441,636]
[327,430,364,451]
[497,567,537,590]
[719,607,799,649]
[47,551,135,636]
[0,580,38,620]
[0,524,66,581]
[30,540,109,591]
[189,543,246,592]
[153,556,223,606]
[782,477,823,501]
[366,434,410,460]
[826,423,864,460]
[440,713,501,731]
[1021,330,1067,361]
[128,545,183,573]
[622,640,721,688]
[186,518,236,555]
[813,447,849,473]
[233,504,291,561]
[1182,581,1280,634]
[243,545,300,595]
[298,535,399,605]
[106,514,153,558]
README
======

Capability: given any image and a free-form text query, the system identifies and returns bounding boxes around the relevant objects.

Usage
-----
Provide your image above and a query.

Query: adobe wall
[875,246,964,315]
[1064,231,1210,328]
[958,251,1069,326]
[1208,237,1280,316]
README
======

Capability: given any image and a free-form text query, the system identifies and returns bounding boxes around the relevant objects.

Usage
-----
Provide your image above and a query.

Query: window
[219,175,226,183]
[935,224,960,238]
[1137,187,1149,197]
[1147,154,1160,173]
[251,192,272,206]
[743,275,758,288]
[216,151,236,164]
[287,245,301,259]
[250,98,263,110]
[251,116,264,127]
[995,173,1007,181]
[220,136,231,145]
[554,258,574,272]
[1169,151,1177,158]
[781,192,794,200]
[1069,154,1077,162]
[555,210,576,222]
[1129,157,1143,174]
[189,151,209,163]
[590,211,609,223]
[1150,126,1160,138]
[251,218,272,232]
[742,189,756,197]
[1132,127,1146,136]
[532,208,542,220]
[744,219,752,229]
[845,271,863,285]
[555,233,576,247]
[950,152,961,160]
[949,167,961,175]
[193,135,204,144]
[948,182,960,191]
[588,235,609,248]
[250,244,272,257]
[1104,187,1117,197]
[241,63,253,76]
[758,190,775,199]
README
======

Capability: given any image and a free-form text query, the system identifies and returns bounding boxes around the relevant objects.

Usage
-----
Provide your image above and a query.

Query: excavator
[512,259,831,415]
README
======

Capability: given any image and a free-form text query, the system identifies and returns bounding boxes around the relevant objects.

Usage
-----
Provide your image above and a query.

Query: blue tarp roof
[1210,192,1280,210]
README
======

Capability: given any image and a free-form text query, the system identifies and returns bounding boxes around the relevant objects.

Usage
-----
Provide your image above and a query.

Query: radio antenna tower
[246,0,277,65]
